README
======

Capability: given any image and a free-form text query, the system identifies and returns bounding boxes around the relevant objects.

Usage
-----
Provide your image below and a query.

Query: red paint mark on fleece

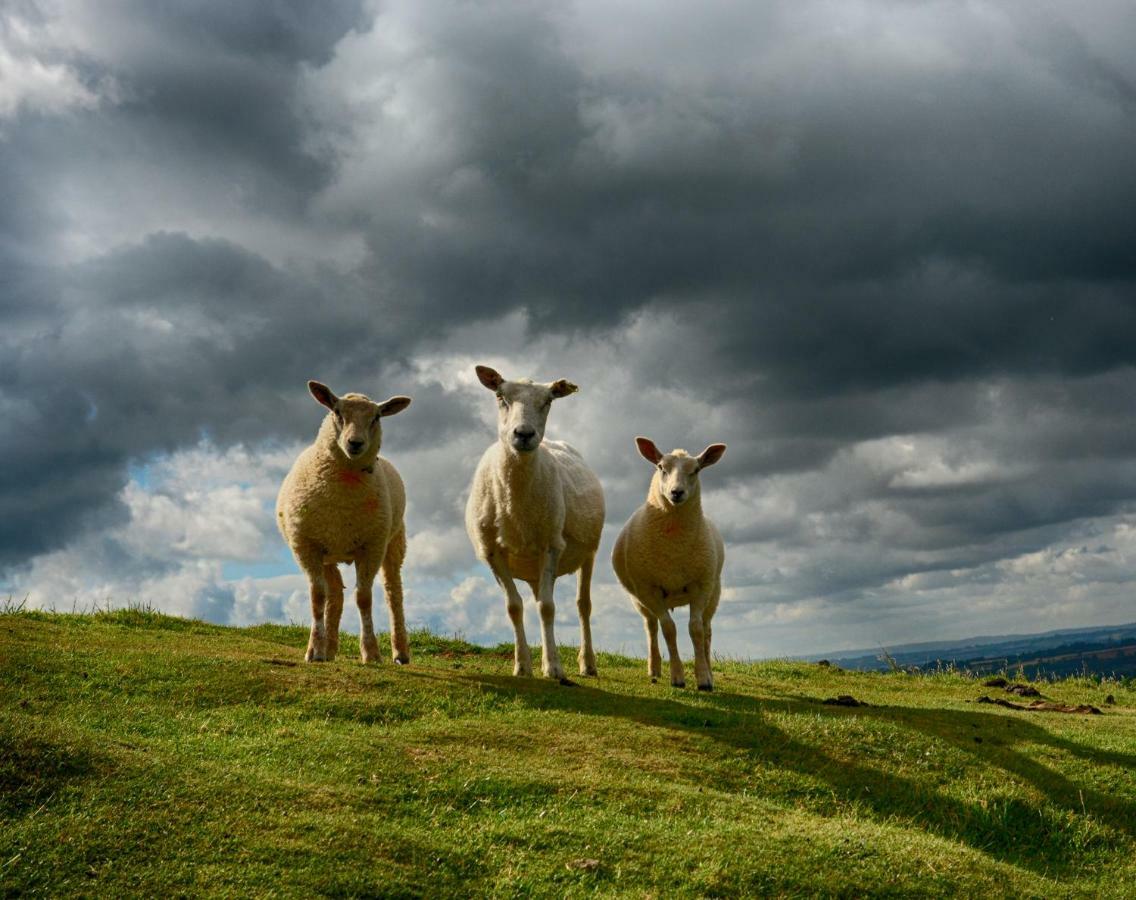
[364,497,380,512]
[337,470,364,486]
[662,520,681,537]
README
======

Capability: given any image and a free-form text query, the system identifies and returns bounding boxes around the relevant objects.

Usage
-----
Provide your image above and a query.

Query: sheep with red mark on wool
[277,381,412,665]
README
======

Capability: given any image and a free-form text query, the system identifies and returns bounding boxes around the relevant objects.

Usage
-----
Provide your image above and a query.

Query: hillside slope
[3,609,1136,897]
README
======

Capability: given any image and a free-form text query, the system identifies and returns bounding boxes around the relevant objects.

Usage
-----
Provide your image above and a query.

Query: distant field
[3,608,1136,897]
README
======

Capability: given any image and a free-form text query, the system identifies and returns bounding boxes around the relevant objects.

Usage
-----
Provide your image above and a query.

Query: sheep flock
[277,367,727,688]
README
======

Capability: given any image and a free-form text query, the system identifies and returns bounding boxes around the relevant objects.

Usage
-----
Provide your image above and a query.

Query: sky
[2,0,1135,659]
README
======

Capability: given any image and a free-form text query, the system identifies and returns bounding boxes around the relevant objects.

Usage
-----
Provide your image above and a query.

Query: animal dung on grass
[822,695,870,707]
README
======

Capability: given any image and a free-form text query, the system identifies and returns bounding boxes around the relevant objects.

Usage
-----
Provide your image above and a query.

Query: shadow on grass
[413,670,1136,874]
[0,725,113,815]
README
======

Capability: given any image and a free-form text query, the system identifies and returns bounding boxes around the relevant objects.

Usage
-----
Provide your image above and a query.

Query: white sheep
[465,365,605,680]
[277,380,412,664]
[612,437,727,690]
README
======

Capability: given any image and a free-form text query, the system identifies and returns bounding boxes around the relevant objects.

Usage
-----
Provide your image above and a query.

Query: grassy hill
[3,608,1136,898]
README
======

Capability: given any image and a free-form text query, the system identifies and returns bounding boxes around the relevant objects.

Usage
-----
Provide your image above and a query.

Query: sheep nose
[670,489,686,502]
[513,425,536,440]
[347,439,365,454]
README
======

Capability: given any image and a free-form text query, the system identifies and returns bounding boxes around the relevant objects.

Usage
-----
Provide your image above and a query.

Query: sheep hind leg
[382,528,410,665]
[322,563,345,661]
[659,609,685,688]
[487,548,532,677]
[689,602,713,691]
[576,553,597,677]
[353,550,383,664]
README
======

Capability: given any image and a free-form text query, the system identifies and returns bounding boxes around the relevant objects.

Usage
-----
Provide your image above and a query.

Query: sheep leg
[382,527,410,664]
[536,547,565,680]
[659,609,685,688]
[322,563,345,661]
[486,547,533,677]
[642,612,662,681]
[296,542,328,662]
[689,601,713,691]
[576,553,597,676]
[353,551,383,664]
[703,615,713,672]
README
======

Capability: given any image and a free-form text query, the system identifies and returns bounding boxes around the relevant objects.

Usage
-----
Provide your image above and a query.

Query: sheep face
[308,381,412,461]
[475,365,577,455]
[636,437,726,507]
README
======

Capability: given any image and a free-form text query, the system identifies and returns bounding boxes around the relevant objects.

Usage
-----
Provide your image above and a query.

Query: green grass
[2,607,1135,897]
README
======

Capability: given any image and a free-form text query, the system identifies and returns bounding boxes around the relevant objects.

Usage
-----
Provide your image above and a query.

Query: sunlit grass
[2,608,1135,896]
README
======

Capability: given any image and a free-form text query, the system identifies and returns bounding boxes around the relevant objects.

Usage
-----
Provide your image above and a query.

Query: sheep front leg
[296,542,328,662]
[642,611,662,681]
[659,608,685,688]
[689,600,713,691]
[486,547,533,677]
[353,550,383,664]
[576,553,597,676]
[536,546,565,680]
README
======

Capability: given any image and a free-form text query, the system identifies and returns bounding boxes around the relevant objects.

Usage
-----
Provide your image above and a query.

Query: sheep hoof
[697,683,714,692]
[580,665,598,677]
[305,650,326,663]
[671,680,685,689]
[394,655,410,666]
[650,677,658,684]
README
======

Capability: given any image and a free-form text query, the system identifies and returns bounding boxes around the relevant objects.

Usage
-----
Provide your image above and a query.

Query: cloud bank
[3,0,1135,656]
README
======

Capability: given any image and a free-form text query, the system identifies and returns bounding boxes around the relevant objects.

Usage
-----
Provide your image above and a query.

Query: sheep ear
[697,443,727,469]
[475,365,504,391]
[549,379,578,398]
[635,436,663,465]
[308,381,338,410]
[377,396,412,418]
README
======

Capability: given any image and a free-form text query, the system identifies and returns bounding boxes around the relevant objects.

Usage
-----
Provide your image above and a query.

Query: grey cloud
[3,1,1136,656]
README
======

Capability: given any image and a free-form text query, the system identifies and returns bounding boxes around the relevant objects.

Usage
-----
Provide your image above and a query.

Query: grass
[2,607,1135,897]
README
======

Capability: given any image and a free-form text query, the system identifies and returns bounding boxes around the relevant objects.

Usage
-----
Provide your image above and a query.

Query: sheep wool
[277,381,412,665]
[612,438,726,690]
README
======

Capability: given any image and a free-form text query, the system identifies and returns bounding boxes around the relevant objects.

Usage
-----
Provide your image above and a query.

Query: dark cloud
[2,1,1136,652]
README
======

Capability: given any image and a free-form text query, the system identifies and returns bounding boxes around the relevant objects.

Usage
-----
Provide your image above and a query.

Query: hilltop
[2,608,1135,897]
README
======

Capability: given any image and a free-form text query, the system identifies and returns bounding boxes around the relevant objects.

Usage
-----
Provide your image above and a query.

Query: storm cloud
[2,0,1135,655]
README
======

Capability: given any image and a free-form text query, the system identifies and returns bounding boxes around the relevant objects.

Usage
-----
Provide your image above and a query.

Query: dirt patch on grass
[976,696,1102,715]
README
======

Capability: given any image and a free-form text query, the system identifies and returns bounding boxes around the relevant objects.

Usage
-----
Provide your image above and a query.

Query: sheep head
[308,380,411,463]
[475,365,577,455]
[636,437,726,507]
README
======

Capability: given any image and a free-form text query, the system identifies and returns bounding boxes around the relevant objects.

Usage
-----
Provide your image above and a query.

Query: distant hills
[805,621,1136,678]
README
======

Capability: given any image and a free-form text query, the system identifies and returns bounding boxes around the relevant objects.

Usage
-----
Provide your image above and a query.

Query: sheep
[612,437,726,690]
[276,380,412,665]
[465,365,605,681]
